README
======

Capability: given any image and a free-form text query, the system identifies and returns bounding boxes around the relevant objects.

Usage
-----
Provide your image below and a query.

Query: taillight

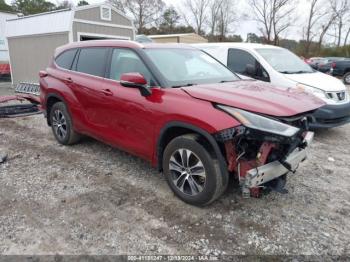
[331,62,336,68]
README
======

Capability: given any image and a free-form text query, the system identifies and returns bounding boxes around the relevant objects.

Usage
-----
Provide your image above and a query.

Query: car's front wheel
[50,102,81,145]
[344,72,350,85]
[162,134,228,206]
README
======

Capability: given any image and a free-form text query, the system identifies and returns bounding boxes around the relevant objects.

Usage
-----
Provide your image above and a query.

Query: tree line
[110,0,350,57]
[1,0,349,57]
[0,0,89,15]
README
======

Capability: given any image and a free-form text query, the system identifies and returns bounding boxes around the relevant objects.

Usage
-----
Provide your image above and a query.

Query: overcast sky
[4,0,337,43]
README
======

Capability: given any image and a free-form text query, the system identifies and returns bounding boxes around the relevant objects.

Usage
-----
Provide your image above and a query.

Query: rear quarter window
[55,49,77,70]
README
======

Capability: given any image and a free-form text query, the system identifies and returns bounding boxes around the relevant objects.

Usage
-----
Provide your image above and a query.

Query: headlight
[217,105,300,137]
[296,83,325,98]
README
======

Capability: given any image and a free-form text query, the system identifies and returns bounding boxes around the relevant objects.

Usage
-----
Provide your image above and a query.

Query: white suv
[194,43,350,128]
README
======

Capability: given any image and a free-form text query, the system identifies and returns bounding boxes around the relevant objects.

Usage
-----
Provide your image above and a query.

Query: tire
[343,72,350,85]
[49,102,81,145]
[162,134,228,206]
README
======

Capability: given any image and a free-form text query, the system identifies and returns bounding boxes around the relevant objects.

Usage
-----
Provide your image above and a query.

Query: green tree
[77,0,89,6]
[11,0,56,15]
[246,33,263,43]
[159,7,180,32]
[226,35,243,42]
[0,0,14,12]
[56,0,73,9]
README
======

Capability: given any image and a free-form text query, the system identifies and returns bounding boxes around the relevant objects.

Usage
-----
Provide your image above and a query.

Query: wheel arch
[46,93,68,126]
[156,121,229,186]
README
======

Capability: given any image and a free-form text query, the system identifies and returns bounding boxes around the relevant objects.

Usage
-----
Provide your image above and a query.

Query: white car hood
[284,72,345,92]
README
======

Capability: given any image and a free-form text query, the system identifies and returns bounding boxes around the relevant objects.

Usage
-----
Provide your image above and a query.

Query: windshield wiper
[220,80,237,83]
[293,70,312,74]
[278,71,295,74]
[171,83,196,88]
[279,70,311,74]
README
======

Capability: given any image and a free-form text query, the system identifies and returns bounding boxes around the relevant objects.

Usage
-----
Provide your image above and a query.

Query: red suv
[40,41,324,206]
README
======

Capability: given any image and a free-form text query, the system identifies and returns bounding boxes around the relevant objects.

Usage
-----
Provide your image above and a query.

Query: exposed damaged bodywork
[0,83,41,118]
[215,114,314,198]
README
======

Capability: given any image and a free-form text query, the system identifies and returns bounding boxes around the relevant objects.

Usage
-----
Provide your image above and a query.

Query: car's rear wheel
[162,134,227,206]
[344,72,350,85]
[50,102,81,145]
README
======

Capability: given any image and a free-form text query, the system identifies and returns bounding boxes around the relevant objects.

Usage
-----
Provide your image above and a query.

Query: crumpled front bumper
[243,131,314,189]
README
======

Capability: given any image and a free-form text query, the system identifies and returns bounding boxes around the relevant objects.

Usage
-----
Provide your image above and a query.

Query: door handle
[66,77,73,83]
[101,89,113,96]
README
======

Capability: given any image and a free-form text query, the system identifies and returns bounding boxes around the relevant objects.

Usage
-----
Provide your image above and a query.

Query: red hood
[181,80,325,117]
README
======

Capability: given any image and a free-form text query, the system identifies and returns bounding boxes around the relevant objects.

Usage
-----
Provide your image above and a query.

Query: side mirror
[245,64,256,77]
[120,72,152,97]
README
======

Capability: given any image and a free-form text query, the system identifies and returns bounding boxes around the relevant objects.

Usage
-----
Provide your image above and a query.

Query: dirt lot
[0,82,350,256]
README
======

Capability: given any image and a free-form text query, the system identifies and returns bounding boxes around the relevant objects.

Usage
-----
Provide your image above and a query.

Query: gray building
[6,4,135,85]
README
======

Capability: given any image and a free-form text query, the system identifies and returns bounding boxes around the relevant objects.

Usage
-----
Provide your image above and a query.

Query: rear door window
[76,48,109,77]
[55,49,77,70]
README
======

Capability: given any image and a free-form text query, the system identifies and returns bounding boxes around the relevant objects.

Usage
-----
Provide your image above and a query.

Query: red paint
[120,72,147,85]
[182,81,325,117]
[40,40,323,168]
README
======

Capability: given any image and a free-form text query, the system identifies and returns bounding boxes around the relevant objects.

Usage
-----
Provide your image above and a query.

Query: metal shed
[6,4,135,85]
[148,33,208,44]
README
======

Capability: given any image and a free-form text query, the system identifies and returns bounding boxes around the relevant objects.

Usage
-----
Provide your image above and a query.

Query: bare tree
[181,0,210,35]
[108,0,165,34]
[207,0,221,36]
[271,0,297,45]
[302,0,328,55]
[249,0,297,45]
[217,0,237,40]
[108,0,125,12]
[330,0,350,47]
[344,25,350,46]
[317,14,335,52]
[249,0,274,43]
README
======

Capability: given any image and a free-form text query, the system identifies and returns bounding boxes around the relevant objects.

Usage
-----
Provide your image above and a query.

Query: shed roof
[6,9,72,38]
[5,4,132,38]
[148,33,200,38]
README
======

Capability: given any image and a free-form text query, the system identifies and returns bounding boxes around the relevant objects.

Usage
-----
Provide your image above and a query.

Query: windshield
[144,48,239,87]
[256,48,314,74]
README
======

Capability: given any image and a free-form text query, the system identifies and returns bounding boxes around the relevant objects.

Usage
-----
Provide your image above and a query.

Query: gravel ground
[0,82,350,256]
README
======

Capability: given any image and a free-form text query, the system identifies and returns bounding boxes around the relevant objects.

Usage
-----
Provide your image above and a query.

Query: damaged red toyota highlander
[40,41,324,206]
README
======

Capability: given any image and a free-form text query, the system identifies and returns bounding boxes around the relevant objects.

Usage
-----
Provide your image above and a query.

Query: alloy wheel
[169,148,206,196]
[52,109,67,140]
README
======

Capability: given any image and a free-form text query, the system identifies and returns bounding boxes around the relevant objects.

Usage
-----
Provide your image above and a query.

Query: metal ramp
[15,82,40,96]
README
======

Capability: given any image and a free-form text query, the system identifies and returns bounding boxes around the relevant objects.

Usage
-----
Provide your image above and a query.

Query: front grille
[326,91,346,102]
